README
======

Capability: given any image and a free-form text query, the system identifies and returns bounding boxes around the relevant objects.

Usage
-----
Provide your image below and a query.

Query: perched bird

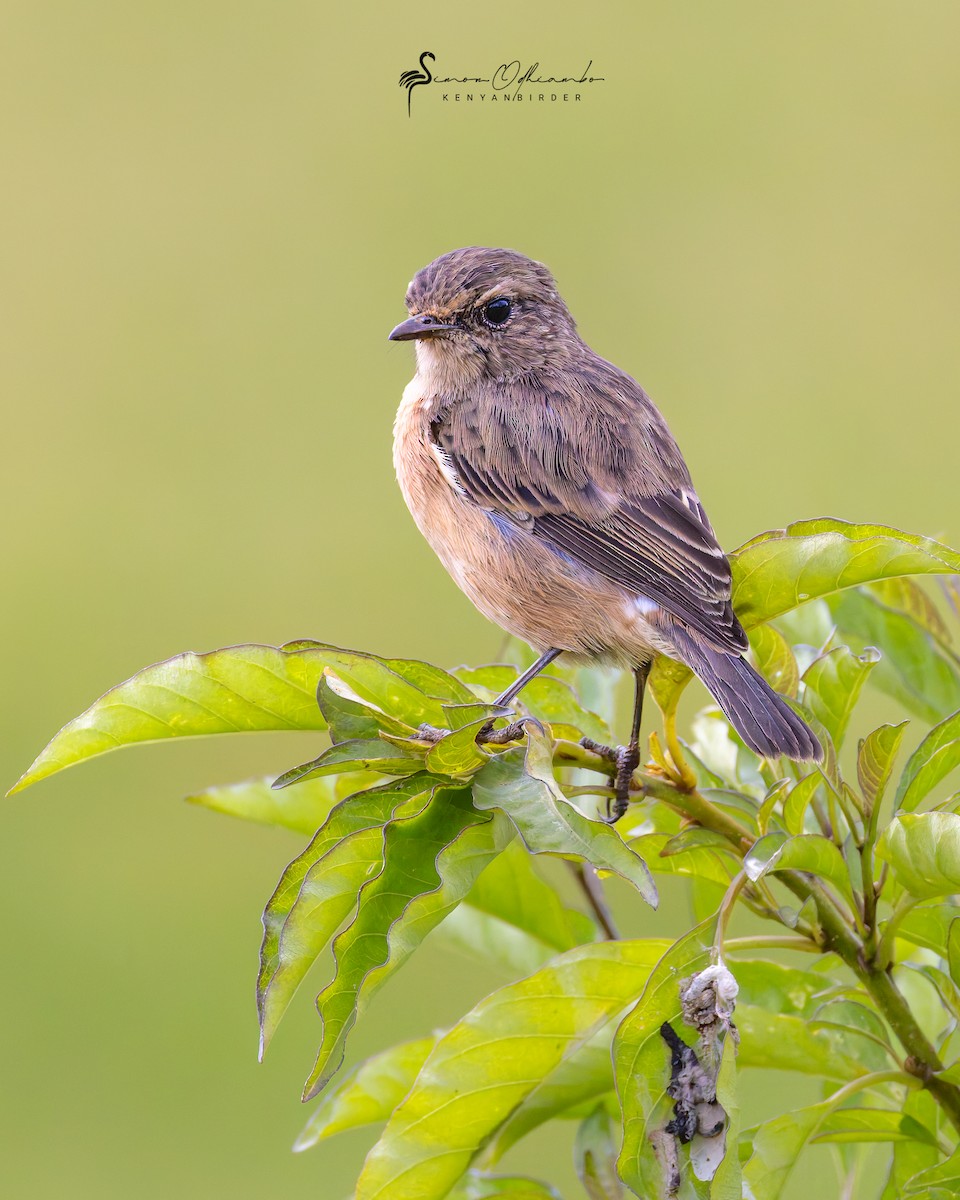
[389,247,821,818]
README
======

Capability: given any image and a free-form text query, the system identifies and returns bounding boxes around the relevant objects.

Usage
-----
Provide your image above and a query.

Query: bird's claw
[417,723,448,744]
[476,715,543,745]
[579,736,640,823]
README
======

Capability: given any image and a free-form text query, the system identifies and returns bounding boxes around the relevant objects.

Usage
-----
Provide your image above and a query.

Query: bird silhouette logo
[399,51,435,117]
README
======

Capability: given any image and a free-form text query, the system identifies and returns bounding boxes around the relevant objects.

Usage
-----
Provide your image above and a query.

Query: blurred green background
[2,2,958,1196]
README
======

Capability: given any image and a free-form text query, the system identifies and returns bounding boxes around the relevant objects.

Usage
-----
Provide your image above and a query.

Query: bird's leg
[581,661,650,822]
[475,647,562,743]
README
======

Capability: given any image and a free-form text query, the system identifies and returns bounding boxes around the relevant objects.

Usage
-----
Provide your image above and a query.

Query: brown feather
[390,247,819,762]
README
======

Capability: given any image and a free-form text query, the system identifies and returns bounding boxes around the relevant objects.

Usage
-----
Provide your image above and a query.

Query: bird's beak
[388,314,458,342]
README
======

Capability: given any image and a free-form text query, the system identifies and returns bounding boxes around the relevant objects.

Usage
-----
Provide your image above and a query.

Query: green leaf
[749,623,800,697]
[485,1022,619,1163]
[424,718,494,778]
[317,671,414,743]
[708,1037,741,1198]
[186,773,340,835]
[882,1091,941,1199]
[629,833,734,888]
[782,771,826,836]
[733,958,826,1016]
[731,519,960,630]
[294,1036,435,1151]
[736,1005,871,1080]
[574,1104,625,1200]
[10,643,332,794]
[613,924,713,1196]
[858,723,909,813]
[742,1093,850,1199]
[648,655,695,723]
[873,577,954,642]
[895,709,960,812]
[802,645,880,748]
[830,588,960,724]
[744,832,856,909]
[356,940,670,1200]
[447,1173,564,1200]
[812,1107,939,1145]
[948,919,960,987]
[10,641,478,795]
[285,639,478,710]
[456,665,614,744]
[472,725,657,907]
[439,905,563,979]
[903,1144,960,1195]
[907,962,960,1022]
[876,813,960,899]
[809,999,893,1072]
[274,737,426,788]
[303,787,514,1099]
[894,902,960,956]
[757,778,790,834]
[258,776,435,1055]
[440,840,594,976]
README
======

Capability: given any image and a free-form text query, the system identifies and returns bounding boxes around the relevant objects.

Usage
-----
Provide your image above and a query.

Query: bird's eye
[481,297,512,327]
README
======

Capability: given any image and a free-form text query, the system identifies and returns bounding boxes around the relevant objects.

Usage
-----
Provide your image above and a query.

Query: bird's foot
[580,736,640,823]
[478,719,527,745]
[477,716,544,745]
[416,723,448,744]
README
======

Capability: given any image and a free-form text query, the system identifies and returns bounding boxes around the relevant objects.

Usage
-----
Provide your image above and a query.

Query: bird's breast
[393,379,480,588]
[391,377,668,663]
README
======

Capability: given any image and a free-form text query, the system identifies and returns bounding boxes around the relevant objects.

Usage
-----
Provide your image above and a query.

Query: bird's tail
[675,636,822,762]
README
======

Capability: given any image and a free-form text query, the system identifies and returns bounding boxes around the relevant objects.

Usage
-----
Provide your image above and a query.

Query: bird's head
[389,247,580,389]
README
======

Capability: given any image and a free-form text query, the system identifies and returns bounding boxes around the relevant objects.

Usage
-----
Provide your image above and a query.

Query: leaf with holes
[613,924,713,1197]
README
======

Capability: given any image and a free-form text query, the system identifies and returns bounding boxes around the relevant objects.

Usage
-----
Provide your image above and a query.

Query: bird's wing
[430,369,747,654]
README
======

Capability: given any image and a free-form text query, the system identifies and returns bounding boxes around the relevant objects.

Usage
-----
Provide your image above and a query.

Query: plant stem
[556,732,960,1133]
[874,893,920,971]
[723,934,820,954]
[566,734,960,1137]
[568,862,620,940]
[779,870,960,1136]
